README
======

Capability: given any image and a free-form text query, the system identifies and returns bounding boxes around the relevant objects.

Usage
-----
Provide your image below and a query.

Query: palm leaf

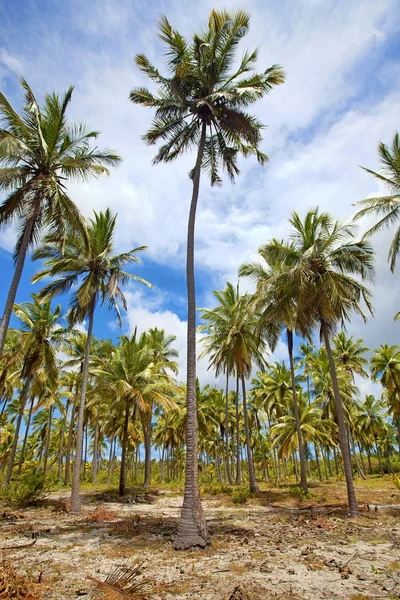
[88,563,153,599]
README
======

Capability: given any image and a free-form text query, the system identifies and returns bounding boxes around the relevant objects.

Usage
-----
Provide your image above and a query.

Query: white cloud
[1,0,399,378]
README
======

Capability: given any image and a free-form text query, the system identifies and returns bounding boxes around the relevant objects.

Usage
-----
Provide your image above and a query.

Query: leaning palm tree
[32,208,151,512]
[130,9,284,548]
[354,132,400,273]
[0,79,120,357]
[260,208,375,517]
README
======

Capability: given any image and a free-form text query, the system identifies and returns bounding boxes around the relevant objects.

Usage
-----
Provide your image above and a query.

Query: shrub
[231,487,251,504]
[289,486,308,501]
[1,471,46,508]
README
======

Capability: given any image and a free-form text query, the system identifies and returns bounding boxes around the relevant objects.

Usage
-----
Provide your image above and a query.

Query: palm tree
[356,395,388,473]
[199,283,242,485]
[32,208,151,512]
[3,295,65,486]
[354,132,400,272]
[370,344,400,453]
[240,241,313,493]
[261,209,375,517]
[131,10,284,549]
[271,391,334,466]
[333,333,369,380]
[200,284,267,492]
[0,79,120,357]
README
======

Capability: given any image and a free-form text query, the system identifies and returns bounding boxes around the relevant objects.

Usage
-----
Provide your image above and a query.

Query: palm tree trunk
[143,414,152,489]
[58,398,70,482]
[235,373,242,484]
[333,446,339,476]
[65,392,78,485]
[119,398,130,496]
[215,439,222,484]
[241,375,258,493]
[17,395,34,475]
[225,370,233,484]
[322,323,359,517]
[70,300,95,513]
[43,405,53,478]
[175,121,209,550]
[287,329,308,493]
[0,203,40,359]
[293,451,299,481]
[83,422,88,480]
[107,434,114,486]
[92,401,100,485]
[3,373,32,487]
[358,443,367,475]
[314,443,322,481]
[367,449,372,474]
[375,437,384,474]
[321,447,329,479]
[349,426,366,480]
[256,412,268,482]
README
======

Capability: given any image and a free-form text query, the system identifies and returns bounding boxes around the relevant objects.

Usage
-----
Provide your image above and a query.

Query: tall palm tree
[32,208,151,512]
[130,10,284,549]
[370,344,400,453]
[260,209,375,517]
[3,295,65,486]
[0,79,120,357]
[240,241,313,493]
[354,132,400,272]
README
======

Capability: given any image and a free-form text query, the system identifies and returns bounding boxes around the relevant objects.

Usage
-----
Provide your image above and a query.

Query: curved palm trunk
[0,203,40,359]
[374,436,384,474]
[58,398,70,482]
[3,373,32,487]
[43,405,53,478]
[119,398,130,496]
[225,371,233,484]
[235,373,242,484]
[287,329,308,493]
[18,395,34,475]
[322,323,359,517]
[70,300,95,513]
[241,376,258,493]
[175,122,209,549]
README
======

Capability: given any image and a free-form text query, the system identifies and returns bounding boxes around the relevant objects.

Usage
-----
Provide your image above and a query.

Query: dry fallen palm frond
[0,563,42,600]
[87,563,153,600]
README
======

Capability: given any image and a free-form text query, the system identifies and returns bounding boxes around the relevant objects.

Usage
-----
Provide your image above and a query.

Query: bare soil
[1,480,399,599]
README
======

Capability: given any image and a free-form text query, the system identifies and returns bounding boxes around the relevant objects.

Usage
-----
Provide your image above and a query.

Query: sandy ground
[0,484,399,599]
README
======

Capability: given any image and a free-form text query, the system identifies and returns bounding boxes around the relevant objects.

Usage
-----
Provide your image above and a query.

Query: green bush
[289,485,308,501]
[231,486,251,504]
[1,471,46,507]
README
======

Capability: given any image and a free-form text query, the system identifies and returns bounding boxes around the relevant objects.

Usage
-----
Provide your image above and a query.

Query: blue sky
[1,0,400,393]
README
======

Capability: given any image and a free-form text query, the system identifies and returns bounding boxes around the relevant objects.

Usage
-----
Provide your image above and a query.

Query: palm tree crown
[354,132,400,272]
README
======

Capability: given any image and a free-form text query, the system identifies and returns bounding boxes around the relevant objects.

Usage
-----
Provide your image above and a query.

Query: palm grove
[0,10,399,549]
